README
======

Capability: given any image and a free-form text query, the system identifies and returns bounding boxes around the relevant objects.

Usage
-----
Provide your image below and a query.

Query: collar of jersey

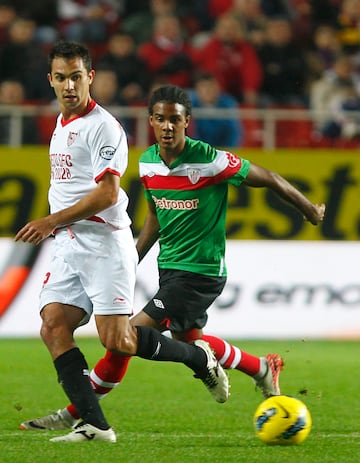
[61,99,96,126]
[156,136,191,169]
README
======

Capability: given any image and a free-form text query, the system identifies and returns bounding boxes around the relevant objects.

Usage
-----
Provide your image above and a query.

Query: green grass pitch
[0,337,358,463]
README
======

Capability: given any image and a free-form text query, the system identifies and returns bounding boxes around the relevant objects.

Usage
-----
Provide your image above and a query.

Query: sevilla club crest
[67,131,78,146]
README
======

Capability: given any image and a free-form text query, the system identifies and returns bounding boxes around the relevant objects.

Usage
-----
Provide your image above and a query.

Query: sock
[201,334,262,377]
[90,351,131,399]
[136,325,206,373]
[54,347,109,430]
[66,351,131,420]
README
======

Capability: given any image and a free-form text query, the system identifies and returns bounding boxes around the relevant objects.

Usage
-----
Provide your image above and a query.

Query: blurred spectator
[137,14,195,88]
[0,3,17,44]
[188,71,243,147]
[56,0,122,43]
[91,67,137,142]
[310,0,340,28]
[305,24,341,87]
[335,0,360,55]
[310,54,360,139]
[11,1,58,44]
[230,0,267,48]
[188,0,215,33]
[207,0,233,19]
[194,13,263,105]
[91,68,122,107]
[121,0,197,47]
[257,16,308,106]
[0,17,52,101]
[96,31,150,105]
[121,0,147,16]
[0,79,40,144]
[260,0,291,17]
[286,0,313,48]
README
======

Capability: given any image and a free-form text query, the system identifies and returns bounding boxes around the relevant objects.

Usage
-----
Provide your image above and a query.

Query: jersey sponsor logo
[187,168,201,185]
[152,195,199,210]
[50,153,73,181]
[100,146,116,160]
[51,166,72,181]
[50,153,73,167]
[67,131,78,146]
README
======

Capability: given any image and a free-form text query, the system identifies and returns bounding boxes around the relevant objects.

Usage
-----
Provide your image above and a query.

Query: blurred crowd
[1,0,360,146]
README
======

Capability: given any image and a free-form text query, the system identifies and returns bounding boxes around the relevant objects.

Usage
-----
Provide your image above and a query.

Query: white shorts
[39,222,138,324]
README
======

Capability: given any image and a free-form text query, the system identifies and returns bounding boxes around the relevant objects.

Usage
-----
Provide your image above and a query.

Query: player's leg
[20,225,127,437]
[49,312,159,425]
[95,312,229,403]
[183,329,283,397]
[39,302,116,442]
[22,232,117,441]
[66,351,131,422]
[20,312,164,431]
[20,349,130,431]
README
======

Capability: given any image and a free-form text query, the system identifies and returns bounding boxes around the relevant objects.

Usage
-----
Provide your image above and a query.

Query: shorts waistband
[52,216,105,235]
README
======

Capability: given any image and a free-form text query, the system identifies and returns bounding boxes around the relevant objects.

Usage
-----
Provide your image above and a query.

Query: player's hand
[305,203,326,225]
[14,216,55,245]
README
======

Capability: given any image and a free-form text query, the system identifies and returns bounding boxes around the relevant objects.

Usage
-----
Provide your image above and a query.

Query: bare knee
[40,304,82,358]
[40,308,66,344]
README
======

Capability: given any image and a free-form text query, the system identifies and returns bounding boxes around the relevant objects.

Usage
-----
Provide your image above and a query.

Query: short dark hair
[148,85,192,116]
[48,40,92,73]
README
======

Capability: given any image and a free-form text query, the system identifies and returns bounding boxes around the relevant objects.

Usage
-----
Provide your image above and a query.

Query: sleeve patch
[99,146,116,160]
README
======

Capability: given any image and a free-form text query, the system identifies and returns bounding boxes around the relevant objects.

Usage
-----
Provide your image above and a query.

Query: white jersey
[48,99,131,229]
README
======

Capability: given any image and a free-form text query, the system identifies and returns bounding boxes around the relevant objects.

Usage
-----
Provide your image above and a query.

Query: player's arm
[244,162,325,225]
[136,202,160,263]
[14,172,119,245]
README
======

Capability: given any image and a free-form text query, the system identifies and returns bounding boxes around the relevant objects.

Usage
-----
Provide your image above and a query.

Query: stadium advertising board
[0,239,358,338]
[1,147,360,240]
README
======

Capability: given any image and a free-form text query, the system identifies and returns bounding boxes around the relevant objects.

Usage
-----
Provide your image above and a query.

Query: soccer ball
[253,395,312,445]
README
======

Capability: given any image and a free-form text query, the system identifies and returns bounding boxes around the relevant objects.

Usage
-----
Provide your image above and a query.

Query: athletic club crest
[67,131,78,146]
[187,168,201,184]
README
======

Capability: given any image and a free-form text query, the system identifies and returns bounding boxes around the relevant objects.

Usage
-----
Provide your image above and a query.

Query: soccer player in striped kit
[20,85,325,434]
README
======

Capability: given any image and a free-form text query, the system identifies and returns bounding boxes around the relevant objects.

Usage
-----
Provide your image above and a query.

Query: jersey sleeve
[90,118,128,183]
[227,154,250,186]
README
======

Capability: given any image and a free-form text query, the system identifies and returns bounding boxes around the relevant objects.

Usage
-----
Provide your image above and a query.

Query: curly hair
[148,85,192,116]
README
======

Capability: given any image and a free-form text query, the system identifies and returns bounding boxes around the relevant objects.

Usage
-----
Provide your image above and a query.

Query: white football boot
[193,339,230,403]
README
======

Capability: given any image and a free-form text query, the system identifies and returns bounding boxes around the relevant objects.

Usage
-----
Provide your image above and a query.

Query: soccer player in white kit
[15,41,230,443]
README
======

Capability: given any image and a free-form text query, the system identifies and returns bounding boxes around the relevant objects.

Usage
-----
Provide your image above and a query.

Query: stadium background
[1,146,359,338]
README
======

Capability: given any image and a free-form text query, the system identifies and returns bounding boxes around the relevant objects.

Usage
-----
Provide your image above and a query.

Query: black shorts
[142,269,226,333]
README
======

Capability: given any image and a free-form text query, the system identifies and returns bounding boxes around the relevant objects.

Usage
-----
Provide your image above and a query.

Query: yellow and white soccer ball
[253,395,312,445]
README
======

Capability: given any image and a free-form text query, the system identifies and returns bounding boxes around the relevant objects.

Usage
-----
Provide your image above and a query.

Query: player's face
[149,102,190,155]
[48,56,95,119]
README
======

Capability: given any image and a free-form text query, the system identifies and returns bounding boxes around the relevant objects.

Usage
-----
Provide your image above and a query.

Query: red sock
[201,334,261,377]
[66,351,131,419]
